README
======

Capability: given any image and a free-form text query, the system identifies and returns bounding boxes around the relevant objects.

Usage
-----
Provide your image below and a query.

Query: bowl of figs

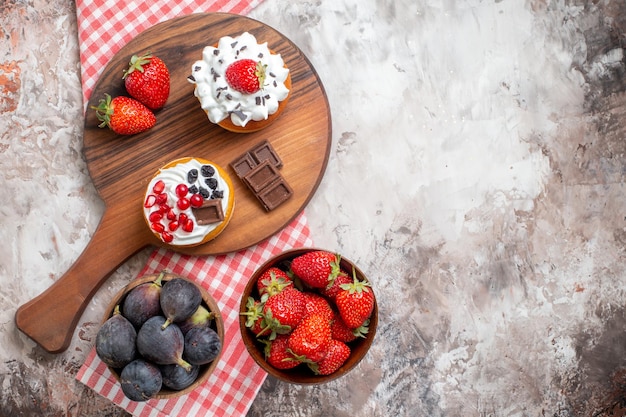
[239,248,378,384]
[96,271,224,401]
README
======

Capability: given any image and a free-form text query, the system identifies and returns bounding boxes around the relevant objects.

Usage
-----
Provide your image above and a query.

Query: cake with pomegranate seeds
[143,157,235,247]
[188,32,291,133]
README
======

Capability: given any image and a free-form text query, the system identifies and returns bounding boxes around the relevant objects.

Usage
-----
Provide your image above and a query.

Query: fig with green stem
[137,316,192,371]
[178,305,216,335]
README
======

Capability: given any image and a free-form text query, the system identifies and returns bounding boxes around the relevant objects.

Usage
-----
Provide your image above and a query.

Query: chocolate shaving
[187,75,196,82]
[213,49,220,56]
[232,109,246,121]
[231,41,238,48]
[194,65,201,72]
[258,52,264,58]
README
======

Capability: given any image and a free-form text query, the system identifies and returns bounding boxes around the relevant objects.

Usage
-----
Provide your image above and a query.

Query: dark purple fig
[178,305,216,335]
[159,363,200,391]
[160,278,202,329]
[120,359,162,401]
[137,316,192,371]
[122,271,164,328]
[95,305,137,369]
[184,326,222,365]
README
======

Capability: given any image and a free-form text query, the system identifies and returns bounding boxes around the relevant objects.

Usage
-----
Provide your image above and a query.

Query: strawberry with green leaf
[92,94,156,135]
[257,267,293,297]
[260,287,306,339]
[225,59,266,94]
[123,52,170,110]
[240,296,266,336]
[290,250,343,289]
[261,334,301,370]
[308,339,351,376]
[335,269,375,329]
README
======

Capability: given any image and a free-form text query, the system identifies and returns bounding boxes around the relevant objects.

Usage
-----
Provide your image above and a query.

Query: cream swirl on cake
[189,32,291,132]
[143,158,235,247]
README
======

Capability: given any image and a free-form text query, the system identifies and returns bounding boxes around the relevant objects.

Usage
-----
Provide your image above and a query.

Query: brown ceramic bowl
[102,271,224,398]
[239,248,378,384]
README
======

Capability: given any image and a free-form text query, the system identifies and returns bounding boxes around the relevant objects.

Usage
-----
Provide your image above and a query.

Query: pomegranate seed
[144,195,157,208]
[159,204,170,214]
[182,218,194,232]
[153,180,165,194]
[156,193,168,205]
[179,213,188,223]
[149,211,163,222]
[166,208,177,220]
[168,220,179,231]
[190,193,204,208]
[161,231,174,243]
[175,184,188,198]
[177,198,191,210]
[151,222,165,233]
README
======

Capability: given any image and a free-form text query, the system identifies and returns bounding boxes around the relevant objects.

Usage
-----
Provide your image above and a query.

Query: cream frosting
[189,32,290,127]
[143,159,231,246]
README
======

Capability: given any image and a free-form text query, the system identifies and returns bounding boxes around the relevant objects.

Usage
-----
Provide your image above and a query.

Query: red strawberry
[240,297,265,336]
[320,271,351,300]
[261,287,306,339]
[261,334,301,370]
[302,292,334,322]
[290,251,343,289]
[287,313,332,363]
[335,270,375,329]
[123,52,170,110]
[309,339,351,376]
[331,313,369,343]
[257,267,293,297]
[225,59,266,94]
[92,94,156,135]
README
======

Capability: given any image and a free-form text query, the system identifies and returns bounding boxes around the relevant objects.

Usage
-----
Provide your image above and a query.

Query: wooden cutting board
[15,13,331,353]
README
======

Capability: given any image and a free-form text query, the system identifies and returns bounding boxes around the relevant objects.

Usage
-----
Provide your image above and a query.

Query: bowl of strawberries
[239,248,378,384]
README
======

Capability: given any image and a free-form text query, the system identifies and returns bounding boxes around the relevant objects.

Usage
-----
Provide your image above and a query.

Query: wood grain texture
[15,13,331,353]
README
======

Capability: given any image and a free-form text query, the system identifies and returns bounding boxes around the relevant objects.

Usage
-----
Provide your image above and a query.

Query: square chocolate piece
[258,178,293,211]
[229,152,257,178]
[242,160,281,194]
[192,198,224,225]
[250,139,283,169]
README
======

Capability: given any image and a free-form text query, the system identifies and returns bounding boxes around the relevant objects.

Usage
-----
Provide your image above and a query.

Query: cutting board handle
[15,205,150,353]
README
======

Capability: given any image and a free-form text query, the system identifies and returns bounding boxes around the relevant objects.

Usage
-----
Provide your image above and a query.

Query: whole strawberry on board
[92,94,156,135]
[123,52,170,110]
[225,59,267,94]
[290,250,345,289]
[335,269,375,329]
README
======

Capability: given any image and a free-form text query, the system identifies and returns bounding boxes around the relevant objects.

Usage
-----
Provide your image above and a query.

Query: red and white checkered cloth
[74,1,316,416]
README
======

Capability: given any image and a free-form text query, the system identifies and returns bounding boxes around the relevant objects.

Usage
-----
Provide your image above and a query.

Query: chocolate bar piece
[258,178,293,211]
[242,161,281,193]
[230,140,283,178]
[230,152,257,178]
[250,139,283,169]
[192,198,224,225]
[230,140,292,211]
